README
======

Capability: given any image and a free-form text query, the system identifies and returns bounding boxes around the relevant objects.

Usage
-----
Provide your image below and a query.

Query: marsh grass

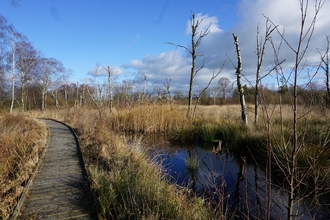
[32,107,211,219]
[0,114,47,219]
[25,103,330,219]
[78,116,210,219]
[89,140,209,219]
[109,104,193,133]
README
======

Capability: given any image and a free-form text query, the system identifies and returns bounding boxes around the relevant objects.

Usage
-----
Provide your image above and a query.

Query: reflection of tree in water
[186,147,197,193]
[234,157,246,219]
[142,134,330,219]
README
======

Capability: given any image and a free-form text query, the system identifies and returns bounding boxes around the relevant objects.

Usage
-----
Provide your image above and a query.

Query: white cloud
[185,13,223,35]
[123,0,330,92]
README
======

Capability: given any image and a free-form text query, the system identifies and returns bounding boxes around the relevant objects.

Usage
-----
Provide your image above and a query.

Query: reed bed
[29,107,212,219]
[25,103,330,219]
[0,114,47,219]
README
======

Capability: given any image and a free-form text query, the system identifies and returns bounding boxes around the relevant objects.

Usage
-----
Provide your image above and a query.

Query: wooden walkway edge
[14,119,97,220]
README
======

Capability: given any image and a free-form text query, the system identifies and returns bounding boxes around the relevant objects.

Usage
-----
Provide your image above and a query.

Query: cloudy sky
[1,0,330,93]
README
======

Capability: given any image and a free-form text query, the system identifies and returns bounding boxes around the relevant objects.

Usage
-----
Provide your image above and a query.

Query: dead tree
[233,34,248,125]
[167,11,210,117]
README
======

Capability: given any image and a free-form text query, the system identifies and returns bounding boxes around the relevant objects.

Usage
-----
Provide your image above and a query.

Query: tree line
[1,5,330,114]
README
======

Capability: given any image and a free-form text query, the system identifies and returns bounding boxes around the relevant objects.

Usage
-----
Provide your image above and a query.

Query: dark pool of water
[141,134,330,219]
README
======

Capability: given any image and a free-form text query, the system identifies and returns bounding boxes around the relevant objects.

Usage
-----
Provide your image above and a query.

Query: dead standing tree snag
[167,11,210,117]
[232,34,248,125]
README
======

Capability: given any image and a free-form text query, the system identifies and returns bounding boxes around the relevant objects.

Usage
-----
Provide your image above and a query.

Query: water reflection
[139,134,329,219]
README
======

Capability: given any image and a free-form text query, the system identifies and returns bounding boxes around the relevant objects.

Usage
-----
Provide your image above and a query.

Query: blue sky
[1,0,330,92]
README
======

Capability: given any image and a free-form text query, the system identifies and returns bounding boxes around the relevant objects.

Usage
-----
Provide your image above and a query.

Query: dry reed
[0,114,47,219]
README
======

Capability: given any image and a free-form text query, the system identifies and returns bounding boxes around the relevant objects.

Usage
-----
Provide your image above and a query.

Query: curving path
[18,119,96,220]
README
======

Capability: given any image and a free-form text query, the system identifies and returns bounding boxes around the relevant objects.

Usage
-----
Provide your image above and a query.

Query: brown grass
[27,106,213,219]
[23,103,330,218]
[0,114,47,219]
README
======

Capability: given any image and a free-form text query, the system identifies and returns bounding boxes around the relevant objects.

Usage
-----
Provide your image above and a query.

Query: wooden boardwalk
[18,120,96,220]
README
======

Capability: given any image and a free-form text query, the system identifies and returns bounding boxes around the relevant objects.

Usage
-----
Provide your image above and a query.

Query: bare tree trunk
[187,13,199,116]
[166,12,210,117]
[10,40,15,114]
[10,75,15,114]
[107,66,113,114]
[65,83,68,112]
[82,85,85,106]
[233,34,248,125]
[41,89,46,110]
[51,90,60,108]
[75,82,79,108]
[21,73,27,112]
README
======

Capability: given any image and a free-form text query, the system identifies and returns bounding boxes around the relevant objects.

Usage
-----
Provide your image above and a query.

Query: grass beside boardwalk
[0,114,47,219]
[31,107,213,219]
[25,103,330,218]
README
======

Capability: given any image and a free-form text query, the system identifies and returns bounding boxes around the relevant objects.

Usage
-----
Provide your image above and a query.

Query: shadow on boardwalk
[18,119,97,220]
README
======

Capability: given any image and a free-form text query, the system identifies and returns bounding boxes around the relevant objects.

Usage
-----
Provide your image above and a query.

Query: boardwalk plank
[19,120,96,220]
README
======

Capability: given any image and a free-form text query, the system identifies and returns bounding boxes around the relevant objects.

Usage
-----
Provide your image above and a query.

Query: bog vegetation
[0,114,47,219]
[1,0,330,219]
[1,102,329,219]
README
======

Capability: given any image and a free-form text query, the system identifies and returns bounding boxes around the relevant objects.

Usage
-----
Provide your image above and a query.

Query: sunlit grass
[24,103,330,218]
[31,107,211,219]
[0,114,47,219]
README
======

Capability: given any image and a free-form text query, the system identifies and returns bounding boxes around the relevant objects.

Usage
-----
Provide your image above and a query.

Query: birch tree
[0,15,20,113]
[15,39,38,111]
[9,36,17,114]
[38,57,65,110]
[8,32,25,113]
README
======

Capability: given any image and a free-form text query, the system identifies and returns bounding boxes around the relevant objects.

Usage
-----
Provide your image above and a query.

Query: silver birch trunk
[10,41,15,114]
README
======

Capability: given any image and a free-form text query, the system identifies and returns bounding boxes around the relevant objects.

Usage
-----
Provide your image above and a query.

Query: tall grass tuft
[109,104,193,133]
[0,114,47,219]
[83,123,210,219]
